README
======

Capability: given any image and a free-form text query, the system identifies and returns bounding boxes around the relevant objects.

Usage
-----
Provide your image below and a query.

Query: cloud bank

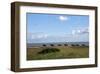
[72,28,88,35]
[27,28,89,43]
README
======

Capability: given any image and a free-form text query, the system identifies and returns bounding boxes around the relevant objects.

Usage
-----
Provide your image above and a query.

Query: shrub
[64,44,68,46]
[76,44,79,46]
[58,44,62,46]
[38,48,60,54]
[50,44,54,46]
[71,44,75,46]
[82,44,86,46]
[42,44,46,47]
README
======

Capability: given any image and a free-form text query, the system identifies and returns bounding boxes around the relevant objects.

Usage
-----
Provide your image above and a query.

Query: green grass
[27,46,89,60]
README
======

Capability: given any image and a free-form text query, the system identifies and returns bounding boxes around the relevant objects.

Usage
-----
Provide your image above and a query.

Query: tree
[76,44,79,46]
[82,44,86,46]
[58,44,62,46]
[64,44,68,46]
[43,44,46,47]
[50,44,54,46]
[71,44,75,46]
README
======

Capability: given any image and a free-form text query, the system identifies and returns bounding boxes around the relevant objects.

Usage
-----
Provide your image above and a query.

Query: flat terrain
[27,46,89,60]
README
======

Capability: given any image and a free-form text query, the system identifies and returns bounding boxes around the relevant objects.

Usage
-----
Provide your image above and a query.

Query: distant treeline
[42,44,88,47]
[27,42,89,48]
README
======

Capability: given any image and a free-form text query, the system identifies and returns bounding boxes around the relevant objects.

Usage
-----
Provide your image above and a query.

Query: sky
[27,13,89,43]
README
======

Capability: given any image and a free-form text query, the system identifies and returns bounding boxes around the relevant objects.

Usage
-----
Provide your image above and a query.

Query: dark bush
[42,44,46,47]
[76,44,79,46]
[50,44,54,46]
[58,44,62,46]
[71,44,75,46]
[38,48,60,54]
[64,44,68,46]
[82,44,86,46]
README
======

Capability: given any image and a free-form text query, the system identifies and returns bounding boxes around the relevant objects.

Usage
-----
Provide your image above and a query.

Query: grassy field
[27,46,89,60]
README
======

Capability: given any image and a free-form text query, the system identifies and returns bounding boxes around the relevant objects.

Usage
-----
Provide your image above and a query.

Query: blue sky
[27,13,89,43]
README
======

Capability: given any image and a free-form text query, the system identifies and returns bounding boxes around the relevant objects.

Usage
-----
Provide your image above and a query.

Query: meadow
[27,46,89,60]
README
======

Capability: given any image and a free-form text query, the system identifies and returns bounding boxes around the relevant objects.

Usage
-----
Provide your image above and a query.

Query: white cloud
[72,28,89,35]
[77,30,81,33]
[31,33,48,39]
[27,31,89,43]
[59,16,68,21]
[72,30,76,35]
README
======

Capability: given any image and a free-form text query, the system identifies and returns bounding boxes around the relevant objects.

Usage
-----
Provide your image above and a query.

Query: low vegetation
[38,48,60,54]
[27,46,89,60]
